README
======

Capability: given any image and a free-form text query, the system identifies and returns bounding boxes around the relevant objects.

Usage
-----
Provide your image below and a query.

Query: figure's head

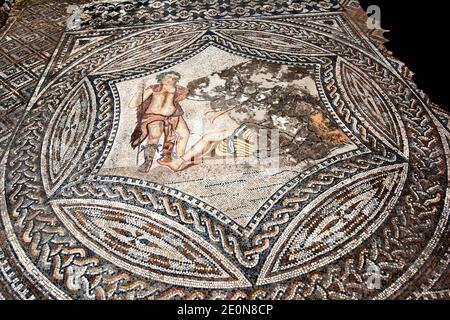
[156,71,181,86]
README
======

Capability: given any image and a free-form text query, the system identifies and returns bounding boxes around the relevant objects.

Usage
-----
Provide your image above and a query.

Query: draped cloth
[130,84,188,155]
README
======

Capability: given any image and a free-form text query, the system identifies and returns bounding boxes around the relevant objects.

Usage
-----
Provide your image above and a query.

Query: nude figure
[129,71,190,172]
[158,111,257,172]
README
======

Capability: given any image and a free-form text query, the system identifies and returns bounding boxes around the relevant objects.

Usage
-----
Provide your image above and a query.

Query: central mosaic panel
[100,46,357,228]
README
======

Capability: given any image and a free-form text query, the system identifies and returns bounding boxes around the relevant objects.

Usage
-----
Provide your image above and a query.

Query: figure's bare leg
[139,122,163,173]
[159,129,233,172]
[181,131,230,162]
[147,121,163,146]
[175,117,190,157]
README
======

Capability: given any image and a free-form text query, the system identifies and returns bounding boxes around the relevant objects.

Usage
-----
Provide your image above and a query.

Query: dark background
[359,0,450,110]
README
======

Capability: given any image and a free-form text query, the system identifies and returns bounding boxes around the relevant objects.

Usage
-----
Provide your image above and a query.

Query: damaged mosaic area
[0,0,449,300]
[100,47,357,228]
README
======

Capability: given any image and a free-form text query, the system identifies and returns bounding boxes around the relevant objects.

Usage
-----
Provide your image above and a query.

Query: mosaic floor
[0,0,449,300]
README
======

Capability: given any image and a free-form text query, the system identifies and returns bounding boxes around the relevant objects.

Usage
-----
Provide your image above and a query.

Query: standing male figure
[129,71,190,172]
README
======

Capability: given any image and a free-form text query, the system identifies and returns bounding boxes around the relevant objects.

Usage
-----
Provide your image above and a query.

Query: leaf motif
[337,59,408,157]
[42,80,96,195]
[51,199,251,289]
[96,31,204,74]
[213,29,332,56]
[257,164,407,286]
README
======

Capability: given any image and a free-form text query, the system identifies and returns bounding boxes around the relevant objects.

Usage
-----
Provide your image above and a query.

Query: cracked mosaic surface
[0,0,449,300]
